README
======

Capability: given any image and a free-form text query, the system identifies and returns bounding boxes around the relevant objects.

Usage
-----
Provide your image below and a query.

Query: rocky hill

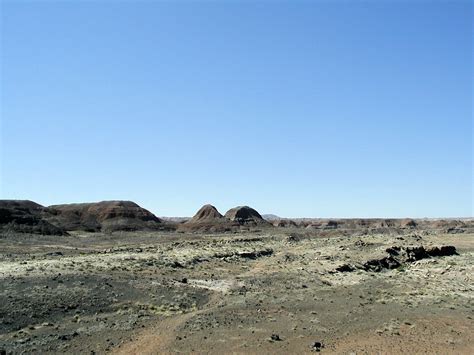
[181,204,237,232]
[46,201,163,232]
[0,200,66,235]
[224,206,270,226]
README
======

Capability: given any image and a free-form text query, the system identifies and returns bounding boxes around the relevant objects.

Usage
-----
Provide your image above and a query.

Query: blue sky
[1,0,472,217]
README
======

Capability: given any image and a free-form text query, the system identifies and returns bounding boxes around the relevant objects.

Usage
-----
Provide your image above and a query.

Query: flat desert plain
[0,228,472,354]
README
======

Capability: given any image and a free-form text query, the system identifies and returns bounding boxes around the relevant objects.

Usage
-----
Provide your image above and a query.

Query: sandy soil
[0,229,472,354]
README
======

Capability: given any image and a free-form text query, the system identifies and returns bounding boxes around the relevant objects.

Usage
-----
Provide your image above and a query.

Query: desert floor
[0,229,472,354]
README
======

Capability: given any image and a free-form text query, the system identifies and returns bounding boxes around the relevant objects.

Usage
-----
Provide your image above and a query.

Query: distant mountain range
[262,214,281,221]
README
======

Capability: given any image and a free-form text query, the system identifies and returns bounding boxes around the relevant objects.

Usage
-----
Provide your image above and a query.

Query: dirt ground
[0,229,472,354]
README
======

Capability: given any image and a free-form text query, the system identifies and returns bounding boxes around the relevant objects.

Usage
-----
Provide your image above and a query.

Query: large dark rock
[46,201,163,232]
[405,246,429,262]
[363,256,401,272]
[426,245,458,257]
[0,200,66,235]
[336,244,458,273]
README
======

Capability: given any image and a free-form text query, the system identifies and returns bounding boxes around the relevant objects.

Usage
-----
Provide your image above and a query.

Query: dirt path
[116,292,223,354]
[116,257,269,354]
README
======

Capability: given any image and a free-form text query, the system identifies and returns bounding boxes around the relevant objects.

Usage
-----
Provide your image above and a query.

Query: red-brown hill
[46,201,163,232]
[224,206,270,226]
[181,204,237,232]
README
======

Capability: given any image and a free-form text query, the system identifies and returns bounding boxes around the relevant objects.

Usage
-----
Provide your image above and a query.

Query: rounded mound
[224,206,268,225]
[188,204,224,223]
[181,204,235,232]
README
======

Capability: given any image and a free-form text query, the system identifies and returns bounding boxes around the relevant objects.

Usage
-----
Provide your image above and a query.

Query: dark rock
[446,227,464,234]
[405,246,428,262]
[355,240,369,247]
[363,256,400,272]
[270,334,281,341]
[336,264,355,272]
[385,246,400,256]
[170,261,185,268]
[311,341,323,351]
[238,249,273,259]
[287,234,303,242]
[405,245,457,261]
[324,220,339,229]
[46,251,64,257]
[439,245,457,255]
[426,245,457,257]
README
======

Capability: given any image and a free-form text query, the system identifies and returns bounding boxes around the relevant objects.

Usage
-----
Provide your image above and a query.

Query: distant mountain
[262,214,281,221]
[160,216,190,223]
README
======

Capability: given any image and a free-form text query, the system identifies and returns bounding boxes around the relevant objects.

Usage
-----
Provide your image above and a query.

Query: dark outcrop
[405,245,458,262]
[363,256,401,272]
[46,201,163,232]
[0,200,66,235]
[336,245,458,273]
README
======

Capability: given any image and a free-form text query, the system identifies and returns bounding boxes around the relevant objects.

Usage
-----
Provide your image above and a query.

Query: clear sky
[1,0,472,218]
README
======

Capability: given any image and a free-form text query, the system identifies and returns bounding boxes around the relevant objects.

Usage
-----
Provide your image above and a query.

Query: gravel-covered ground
[0,229,472,354]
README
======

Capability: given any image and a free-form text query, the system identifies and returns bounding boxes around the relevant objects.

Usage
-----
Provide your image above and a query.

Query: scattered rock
[426,246,458,257]
[336,264,356,272]
[386,246,400,256]
[270,334,281,341]
[405,246,429,262]
[311,341,323,351]
[446,227,464,234]
[238,249,273,259]
[287,234,303,243]
[46,251,64,257]
[363,256,401,272]
[336,245,458,273]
